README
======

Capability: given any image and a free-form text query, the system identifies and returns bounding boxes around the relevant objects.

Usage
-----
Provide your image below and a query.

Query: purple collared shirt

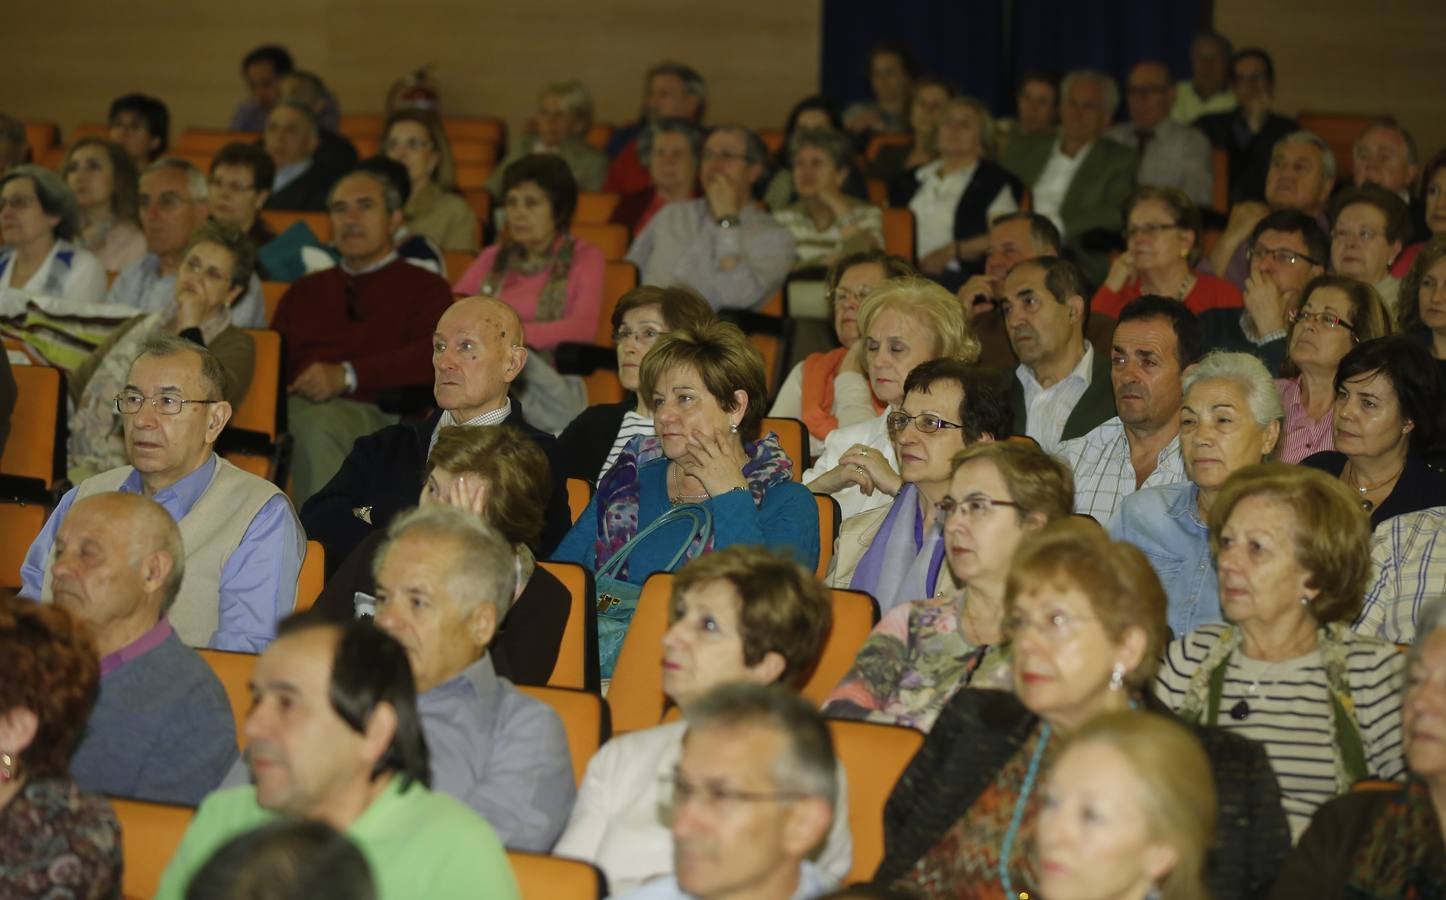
[99,620,173,678]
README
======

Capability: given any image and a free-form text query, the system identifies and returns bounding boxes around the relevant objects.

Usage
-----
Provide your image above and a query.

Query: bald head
[432,297,528,420]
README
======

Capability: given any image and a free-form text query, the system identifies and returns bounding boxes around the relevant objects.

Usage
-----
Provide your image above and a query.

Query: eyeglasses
[1123,222,1181,240]
[138,192,189,213]
[1331,226,1384,243]
[180,255,232,285]
[1247,245,1319,267]
[0,194,38,213]
[1001,610,1098,643]
[114,392,222,415]
[887,411,964,434]
[384,137,434,153]
[1287,308,1356,332]
[829,285,872,305]
[658,775,808,815]
[207,177,256,194]
[613,326,667,344]
[935,495,1019,522]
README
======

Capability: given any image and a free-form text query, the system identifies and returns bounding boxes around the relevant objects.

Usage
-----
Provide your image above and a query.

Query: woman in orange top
[1093,185,1243,320]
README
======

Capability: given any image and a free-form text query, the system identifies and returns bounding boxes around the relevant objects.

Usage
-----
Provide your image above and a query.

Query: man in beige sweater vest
[21,333,304,651]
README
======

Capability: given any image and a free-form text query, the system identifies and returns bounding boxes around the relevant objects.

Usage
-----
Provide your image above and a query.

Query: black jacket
[874,689,1292,899]
[300,404,570,572]
[1301,450,1446,530]
[263,160,340,213]
[1006,341,1117,443]
[553,401,631,485]
[887,159,1023,250]
[1194,110,1299,205]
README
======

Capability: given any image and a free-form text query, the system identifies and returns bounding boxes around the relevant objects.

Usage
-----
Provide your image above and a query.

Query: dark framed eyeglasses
[1246,245,1320,267]
[886,411,964,434]
[1287,308,1357,334]
[934,495,1019,522]
[114,393,222,416]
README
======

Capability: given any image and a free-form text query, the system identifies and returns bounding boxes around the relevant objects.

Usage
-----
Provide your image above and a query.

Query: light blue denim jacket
[1109,481,1221,637]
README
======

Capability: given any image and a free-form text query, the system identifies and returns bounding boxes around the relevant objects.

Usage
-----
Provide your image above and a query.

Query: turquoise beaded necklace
[998,722,1051,899]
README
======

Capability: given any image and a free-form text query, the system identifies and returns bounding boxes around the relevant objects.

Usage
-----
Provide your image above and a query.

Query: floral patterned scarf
[1344,777,1446,899]
[480,234,574,323]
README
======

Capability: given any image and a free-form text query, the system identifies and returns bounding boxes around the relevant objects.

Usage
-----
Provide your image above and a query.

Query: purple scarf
[850,483,946,618]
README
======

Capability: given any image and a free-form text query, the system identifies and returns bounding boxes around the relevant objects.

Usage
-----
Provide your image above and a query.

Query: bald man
[301,296,568,568]
[59,493,238,805]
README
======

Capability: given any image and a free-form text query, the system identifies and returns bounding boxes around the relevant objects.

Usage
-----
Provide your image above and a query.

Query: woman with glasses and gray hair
[772,128,883,270]
[1273,275,1393,463]
[487,80,607,199]
[1111,351,1283,637]
[0,165,107,303]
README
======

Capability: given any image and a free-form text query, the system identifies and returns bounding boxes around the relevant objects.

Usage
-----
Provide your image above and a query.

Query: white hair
[1182,351,1284,427]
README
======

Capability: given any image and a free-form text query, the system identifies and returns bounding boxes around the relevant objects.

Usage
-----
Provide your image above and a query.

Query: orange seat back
[442,116,506,146]
[607,572,674,733]
[176,129,255,156]
[338,113,386,140]
[507,851,606,900]
[196,649,257,747]
[0,501,48,589]
[881,208,916,261]
[572,223,630,261]
[801,589,878,705]
[584,123,614,152]
[110,797,195,900]
[596,261,639,345]
[443,249,479,283]
[827,719,925,883]
[229,330,281,440]
[583,369,624,405]
[537,559,599,691]
[575,192,621,225]
[260,281,288,326]
[295,540,324,612]
[454,162,496,192]
[865,133,912,162]
[760,416,807,480]
[812,492,840,581]
[1,364,64,488]
[1297,111,1382,184]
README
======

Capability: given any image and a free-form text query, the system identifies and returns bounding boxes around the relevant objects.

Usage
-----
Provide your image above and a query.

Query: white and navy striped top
[598,412,654,483]
[1154,623,1406,840]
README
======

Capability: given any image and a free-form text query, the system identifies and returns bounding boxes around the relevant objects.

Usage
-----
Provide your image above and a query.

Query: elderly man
[107,158,266,328]
[1354,119,1419,202]
[1106,61,1214,207]
[1199,209,1328,370]
[1172,31,1237,124]
[1060,297,1201,524]
[628,125,794,311]
[613,118,702,235]
[229,44,293,133]
[155,617,519,900]
[1002,256,1115,453]
[373,505,574,850]
[1195,48,1300,205]
[22,336,304,652]
[302,295,565,564]
[108,94,170,167]
[616,684,838,900]
[60,493,237,805]
[278,70,357,177]
[606,61,707,197]
[262,102,337,212]
[1000,70,1136,285]
[272,167,454,504]
[1330,183,1409,314]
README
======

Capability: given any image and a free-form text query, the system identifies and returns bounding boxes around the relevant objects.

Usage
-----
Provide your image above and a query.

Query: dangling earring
[1109,663,1126,692]
[0,751,16,783]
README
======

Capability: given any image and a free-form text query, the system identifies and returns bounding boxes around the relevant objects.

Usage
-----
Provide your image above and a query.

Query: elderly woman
[773,128,884,270]
[384,109,478,253]
[555,285,716,486]
[1037,711,1218,900]
[1112,351,1282,637]
[824,440,1073,732]
[804,276,980,520]
[1156,463,1406,840]
[66,223,257,481]
[889,96,1022,283]
[875,519,1291,899]
[771,251,914,457]
[316,424,571,686]
[0,165,107,303]
[1269,600,1446,898]
[553,545,852,892]
[834,362,1011,611]
[611,117,701,235]
[0,596,122,896]
[1095,186,1245,320]
[554,321,820,669]
[62,137,146,273]
[488,80,608,197]
[1273,276,1393,463]
[867,77,954,184]
[1302,336,1446,528]
[1398,234,1446,381]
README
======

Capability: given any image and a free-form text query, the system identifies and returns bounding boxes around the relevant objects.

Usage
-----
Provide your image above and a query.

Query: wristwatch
[717,215,741,230]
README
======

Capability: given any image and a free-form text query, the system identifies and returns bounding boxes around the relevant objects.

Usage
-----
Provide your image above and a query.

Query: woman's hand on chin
[680,427,750,496]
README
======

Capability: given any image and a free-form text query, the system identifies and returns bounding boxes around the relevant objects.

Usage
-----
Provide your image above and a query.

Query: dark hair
[1232,48,1275,89]
[1357,118,1419,168]
[1012,255,1091,322]
[1247,209,1330,268]
[902,360,1011,442]
[184,819,375,900]
[991,211,1062,255]
[824,250,915,297]
[1400,235,1446,333]
[1016,70,1060,97]
[353,155,412,208]
[108,94,170,157]
[1125,185,1204,265]
[0,165,81,241]
[1334,336,1444,454]
[1328,183,1411,245]
[645,61,708,120]
[210,142,276,197]
[610,284,716,333]
[242,45,294,75]
[275,616,431,791]
[1117,295,1206,367]
[63,137,140,224]
[1421,148,1446,224]
[1193,30,1234,58]
[776,95,845,166]
[184,219,257,292]
[501,153,579,230]
[867,39,919,80]
[638,117,702,168]
[0,595,99,778]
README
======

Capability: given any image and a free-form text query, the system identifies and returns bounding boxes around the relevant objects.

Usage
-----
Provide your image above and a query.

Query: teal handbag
[594,503,713,679]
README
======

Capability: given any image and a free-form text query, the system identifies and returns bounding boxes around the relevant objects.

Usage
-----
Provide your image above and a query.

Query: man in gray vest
[21,334,304,652]
[61,492,237,805]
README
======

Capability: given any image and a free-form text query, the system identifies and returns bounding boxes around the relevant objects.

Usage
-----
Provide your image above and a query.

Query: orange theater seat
[881,208,916,261]
[295,540,324,611]
[536,559,600,691]
[508,851,606,900]
[111,797,195,900]
[572,223,629,261]
[575,192,621,225]
[827,719,925,884]
[196,649,257,745]
[1,364,65,489]
[595,260,639,345]
[801,589,879,705]
[606,572,675,733]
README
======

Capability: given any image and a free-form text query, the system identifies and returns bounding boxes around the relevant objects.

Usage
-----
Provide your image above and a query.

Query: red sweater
[1092,271,1243,319]
[271,258,453,403]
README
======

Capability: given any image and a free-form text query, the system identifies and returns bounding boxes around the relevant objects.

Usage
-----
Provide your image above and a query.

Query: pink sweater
[451,236,606,350]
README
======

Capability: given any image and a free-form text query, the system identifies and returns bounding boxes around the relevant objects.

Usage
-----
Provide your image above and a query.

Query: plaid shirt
[1357,507,1446,644]
[1060,416,1187,525]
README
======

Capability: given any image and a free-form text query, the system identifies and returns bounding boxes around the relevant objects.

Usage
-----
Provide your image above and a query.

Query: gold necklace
[669,465,710,504]
[1345,459,1405,512]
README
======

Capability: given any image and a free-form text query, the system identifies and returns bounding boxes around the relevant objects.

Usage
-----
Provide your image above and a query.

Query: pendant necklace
[1344,460,1404,513]
[669,466,709,505]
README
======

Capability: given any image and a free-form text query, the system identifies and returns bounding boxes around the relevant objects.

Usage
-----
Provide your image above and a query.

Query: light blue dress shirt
[1110,481,1222,638]
[107,252,266,329]
[20,455,303,652]
[615,861,835,900]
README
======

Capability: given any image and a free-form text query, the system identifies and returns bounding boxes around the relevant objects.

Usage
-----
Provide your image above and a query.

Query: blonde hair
[639,321,768,442]
[949,442,1075,523]
[384,108,457,191]
[851,276,980,376]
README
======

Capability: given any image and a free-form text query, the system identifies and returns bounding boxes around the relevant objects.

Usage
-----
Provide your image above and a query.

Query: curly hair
[0,595,100,778]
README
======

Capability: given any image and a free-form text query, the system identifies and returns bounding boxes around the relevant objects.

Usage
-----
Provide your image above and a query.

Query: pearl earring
[1109,663,1126,692]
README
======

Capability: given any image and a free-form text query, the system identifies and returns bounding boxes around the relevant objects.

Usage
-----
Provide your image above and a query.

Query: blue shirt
[1110,481,1222,637]
[20,455,303,652]
[615,861,834,900]
[107,252,266,329]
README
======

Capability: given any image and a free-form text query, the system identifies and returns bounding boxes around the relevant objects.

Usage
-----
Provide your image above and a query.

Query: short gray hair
[269,100,319,138]
[1182,351,1284,428]
[1061,69,1119,118]
[1355,118,1419,167]
[684,683,837,803]
[0,165,81,241]
[330,169,404,216]
[540,80,594,132]
[374,504,517,617]
[789,127,854,171]
[1277,131,1338,187]
[639,117,702,165]
[144,157,209,203]
[132,332,230,402]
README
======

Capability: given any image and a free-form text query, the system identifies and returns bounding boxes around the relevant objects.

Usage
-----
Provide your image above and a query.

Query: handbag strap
[596,503,714,580]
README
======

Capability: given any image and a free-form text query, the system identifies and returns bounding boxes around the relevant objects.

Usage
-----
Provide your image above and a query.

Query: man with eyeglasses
[21,333,304,652]
[107,158,267,328]
[1199,209,1328,369]
[1329,184,1409,315]
[614,683,838,900]
[628,125,795,311]
[1105,61,1214,207]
